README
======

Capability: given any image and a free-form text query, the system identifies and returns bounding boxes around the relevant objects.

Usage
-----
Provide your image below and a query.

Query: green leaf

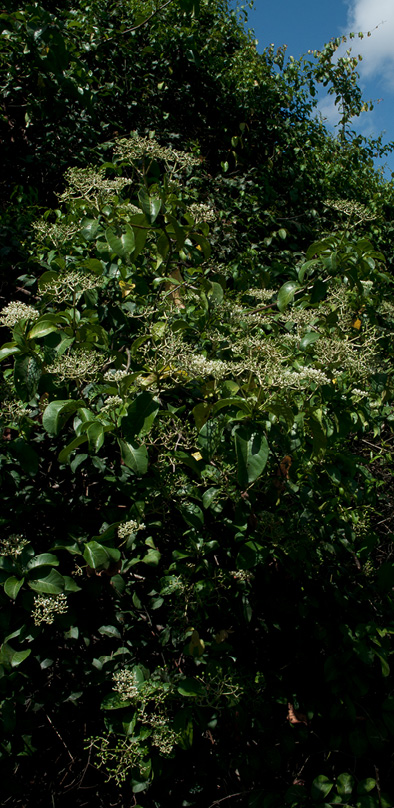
[375,652,390,677]
[4,576,24,600]
[211,398,251,416]
[177,678,207,697]
[101,692,132,710]
[357,779,376,795]
[138,188,161,223]
[277,281,299,312]
[42,399,84,436]
[121,223,135,255]
[122,392,160,439]
[87,421,105,453]
[0,644,31,669]
[83,541,111,569]
[118,438,148,475]
[105,226,125,258]
[0,342,19,361]
[98,625,121,638]
[27,554,59,570]
[28,569,64,594]
[299,331,320,351]
[14,353,41,400]
[28,320,59,340]
[311,775,334,801]
[58,434,88,462]
[234,425,269,487]
[337,773,355,796]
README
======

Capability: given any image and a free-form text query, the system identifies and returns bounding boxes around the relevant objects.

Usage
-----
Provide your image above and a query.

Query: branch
[102,0,174,43]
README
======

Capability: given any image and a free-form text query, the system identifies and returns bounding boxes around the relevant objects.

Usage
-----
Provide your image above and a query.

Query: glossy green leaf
[118,438,148,475]
[14,353,41,400]
[28,569,64,594]
[83,541,110,569]
[299,331,320,350]
[58,434,88,462]
[277,280,299,312]
[177,678,207,697]
[121,392,159,438]
[27,554,59,570]
[234,425,269,487]
[337,773,355,796]
[87,421,105,453]
[311,775,334,801]
[28,320,59,340]
[0,342,19,361]
[42,399,84,436]
[4,576,24,600]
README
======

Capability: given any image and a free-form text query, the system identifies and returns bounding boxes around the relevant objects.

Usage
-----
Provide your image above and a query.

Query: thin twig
[208,791,250,808]
[102,0,174,43]
[45,712,74,762]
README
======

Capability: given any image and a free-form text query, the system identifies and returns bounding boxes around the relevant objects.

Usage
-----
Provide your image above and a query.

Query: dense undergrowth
[1,2,394,806]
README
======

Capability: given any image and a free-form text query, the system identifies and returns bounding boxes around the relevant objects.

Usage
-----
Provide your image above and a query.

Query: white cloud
[345,0,394,87]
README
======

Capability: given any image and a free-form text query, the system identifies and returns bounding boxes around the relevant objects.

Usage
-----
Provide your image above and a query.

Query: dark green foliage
[1,2,394,807]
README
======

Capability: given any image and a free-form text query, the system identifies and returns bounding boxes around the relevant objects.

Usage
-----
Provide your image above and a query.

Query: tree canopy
[1,2,394,807]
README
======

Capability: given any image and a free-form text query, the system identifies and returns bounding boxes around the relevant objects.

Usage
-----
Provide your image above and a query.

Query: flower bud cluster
[0,534,29,558]
[32,593,68,626]
[0,302,39,328]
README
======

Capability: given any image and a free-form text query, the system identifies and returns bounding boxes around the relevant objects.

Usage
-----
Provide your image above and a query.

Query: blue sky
[243,0,394,178]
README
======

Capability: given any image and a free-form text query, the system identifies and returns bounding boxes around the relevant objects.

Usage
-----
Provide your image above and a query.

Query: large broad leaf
[177,678,207,698]
[28,568,64,594]
[87,421,105,453]
[0,643,31,669]
[83,540,120,569]
[58,434,88,462]
[121,392,159,439]
[105,224,135,260]
[277,280,299,312]
[4,576,24,600]
[118,438,148,475]
[337,773,355,797]
[27,553,59,570]
[299,331,320,351]
[42,399,84,436]
[14,353,41,401]
[234,425,269,487]
[0,342,19,362]
[138,188,161,223]
[311,775,334,801]
[28,319,59,340]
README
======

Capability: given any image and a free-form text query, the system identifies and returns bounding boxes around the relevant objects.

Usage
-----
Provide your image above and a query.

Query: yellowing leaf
[119,280,135,298]
[191,451,203,461]
[352,317,362,330]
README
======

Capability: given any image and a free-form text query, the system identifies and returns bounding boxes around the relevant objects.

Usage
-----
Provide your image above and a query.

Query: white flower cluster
[185,354,233,381]
[0,302,39,328]
[0,534,29,558]
[113,668,139,701]
[248,288,275,301]
[32,219,80,246]
[325,198,376,223]
[47,349,104,382]
[32,593,68,626]
[231,570,254,582]
[60,167,129,202]
[117,520,145,539]
[150,715,178,755]
[187,202,216,223]
[100,395,123,413]
[38,269,104,303]
[114,134,201,170]
[0,399,30,423]
[104,369,129,383]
